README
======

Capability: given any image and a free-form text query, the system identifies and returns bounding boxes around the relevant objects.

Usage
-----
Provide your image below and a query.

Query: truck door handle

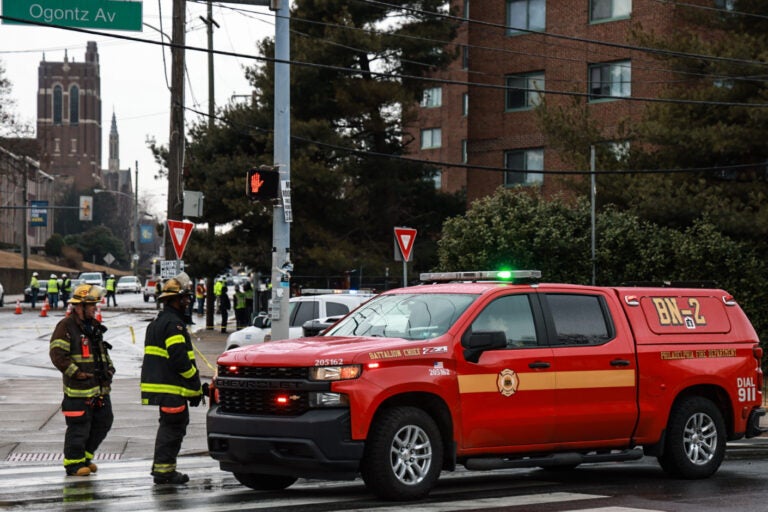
[528,361,551,369]
[610,359,631,367]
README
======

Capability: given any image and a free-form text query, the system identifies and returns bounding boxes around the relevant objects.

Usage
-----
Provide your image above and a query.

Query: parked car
[0,280,4,307]
[225,292,374,350]
[23,285,47,303]
[116,275,142,294]
[78,272,104,287]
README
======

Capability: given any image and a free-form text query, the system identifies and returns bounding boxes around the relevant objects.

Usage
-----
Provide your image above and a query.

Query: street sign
[2,0,143,31]
[160,259,185,280]
[103,252,115,266]
[167,219,194,259]
[394,227,417,262]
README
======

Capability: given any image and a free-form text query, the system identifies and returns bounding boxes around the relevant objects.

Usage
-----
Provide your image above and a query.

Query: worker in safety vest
[194,280,205,317]
[29,272,40,309]
[105,275,117,307]
[61,273,72,307]
[47,274,60,310]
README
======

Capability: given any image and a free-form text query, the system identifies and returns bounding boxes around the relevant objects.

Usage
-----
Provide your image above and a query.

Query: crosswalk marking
[0,456,669,512]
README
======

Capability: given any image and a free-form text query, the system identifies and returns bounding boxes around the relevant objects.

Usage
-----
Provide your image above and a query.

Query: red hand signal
[250,172,265,192]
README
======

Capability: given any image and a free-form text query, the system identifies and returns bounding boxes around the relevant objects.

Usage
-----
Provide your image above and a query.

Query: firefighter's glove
[188,395,202,407]
[202,383,210,397]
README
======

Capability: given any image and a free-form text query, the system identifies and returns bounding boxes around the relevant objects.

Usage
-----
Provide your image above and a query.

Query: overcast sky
[0,1,275,218]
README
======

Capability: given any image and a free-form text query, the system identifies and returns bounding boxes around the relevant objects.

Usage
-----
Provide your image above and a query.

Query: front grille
[219,389,310,416]
[216,366,320,416]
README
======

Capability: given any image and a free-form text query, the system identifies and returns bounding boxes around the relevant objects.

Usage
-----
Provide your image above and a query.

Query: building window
[70,138,78,153]
[461,139,468,163]
[463,0,470,18]
[462,93,469,116]
[589,61,631,101]
[714,0,734,10]
[507,0,545,35]
[590,0,631,22]
[53,85,63,125]
[432,169,442,189]
[69,85,79,125]
[421,128,442,149]
[462,45,469,69]
[505,72,544,110]
[504,148,544,186]
[420,87,442,108]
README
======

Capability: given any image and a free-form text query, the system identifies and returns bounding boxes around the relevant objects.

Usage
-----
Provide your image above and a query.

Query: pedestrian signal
[246,166,280,200]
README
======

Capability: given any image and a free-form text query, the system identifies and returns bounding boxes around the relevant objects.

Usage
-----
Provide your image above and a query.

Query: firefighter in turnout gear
[140,272,204,485]
[49,284,115,477]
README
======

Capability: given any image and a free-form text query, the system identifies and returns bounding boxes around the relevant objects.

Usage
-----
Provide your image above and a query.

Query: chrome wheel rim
[683,412,718,465]
[389,424,433,485]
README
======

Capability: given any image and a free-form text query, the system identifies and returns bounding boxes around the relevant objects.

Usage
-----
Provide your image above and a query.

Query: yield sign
[394,227,417,262]
[167,219,194,259]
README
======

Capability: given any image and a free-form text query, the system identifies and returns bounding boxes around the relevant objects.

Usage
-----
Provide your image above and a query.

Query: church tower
[108,111,119,171]
[36,41,102,191]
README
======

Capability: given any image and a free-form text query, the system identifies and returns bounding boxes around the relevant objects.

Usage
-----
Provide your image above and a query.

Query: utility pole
[167,0,186,251]
[134,160,140,274]
[269,0,292,340]
[202,0,218,330]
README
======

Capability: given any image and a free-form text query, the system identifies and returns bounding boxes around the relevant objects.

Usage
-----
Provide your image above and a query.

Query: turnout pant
[152,401,190,476]
[62,395,114,471]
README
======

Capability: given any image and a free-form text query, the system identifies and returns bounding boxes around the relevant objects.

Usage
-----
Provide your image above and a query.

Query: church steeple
[108,111,119,171]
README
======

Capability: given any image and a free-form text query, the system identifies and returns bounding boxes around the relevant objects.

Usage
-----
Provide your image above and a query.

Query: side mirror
[461,331,507,363]
[252,314,269,329]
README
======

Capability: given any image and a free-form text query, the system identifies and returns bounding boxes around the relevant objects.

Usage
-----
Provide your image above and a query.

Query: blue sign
[140,224,155,244]
[30,200,48,227]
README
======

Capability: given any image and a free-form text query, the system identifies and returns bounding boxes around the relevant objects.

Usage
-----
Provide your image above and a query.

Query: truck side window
[326,302,351,317]
[291,300,320,327]
[470,295,538,348]
[546,294,613,346]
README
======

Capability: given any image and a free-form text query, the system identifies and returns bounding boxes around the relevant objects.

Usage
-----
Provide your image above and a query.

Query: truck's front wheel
[658,396,725,479]
[233,472,297,491]
[361,406,443,501]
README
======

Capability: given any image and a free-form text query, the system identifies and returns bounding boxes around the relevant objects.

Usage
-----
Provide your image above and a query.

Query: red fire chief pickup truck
[206,270,766,501]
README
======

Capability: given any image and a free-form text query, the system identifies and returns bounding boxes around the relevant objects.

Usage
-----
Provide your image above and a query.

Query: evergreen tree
[184,0,464,286]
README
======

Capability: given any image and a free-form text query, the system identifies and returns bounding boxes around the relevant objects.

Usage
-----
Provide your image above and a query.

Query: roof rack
[301,288,375,296]
[420,270,541,283]
[622,281,717,289]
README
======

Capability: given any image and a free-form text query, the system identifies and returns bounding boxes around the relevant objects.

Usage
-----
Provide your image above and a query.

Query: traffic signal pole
[269,0,291,341]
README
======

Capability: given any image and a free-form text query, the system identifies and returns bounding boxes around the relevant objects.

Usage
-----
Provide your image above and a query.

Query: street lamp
[94,183,139,273]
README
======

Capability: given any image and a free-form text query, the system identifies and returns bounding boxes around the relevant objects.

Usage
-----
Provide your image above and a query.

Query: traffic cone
[96,304,102,322]
[14,299,22,315]
[40,298,48,318]
[65,303,72,318]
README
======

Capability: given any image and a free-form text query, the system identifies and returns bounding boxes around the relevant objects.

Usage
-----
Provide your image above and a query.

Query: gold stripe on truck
[458,370,635,394]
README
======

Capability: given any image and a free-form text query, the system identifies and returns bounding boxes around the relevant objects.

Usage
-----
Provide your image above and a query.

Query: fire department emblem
[497,369,519,397]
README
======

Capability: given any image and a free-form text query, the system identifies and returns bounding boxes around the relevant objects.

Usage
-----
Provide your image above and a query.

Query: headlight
[309,392,349,407]
[309,365,362,381]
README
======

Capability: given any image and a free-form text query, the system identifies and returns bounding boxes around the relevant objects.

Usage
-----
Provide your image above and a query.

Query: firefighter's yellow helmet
[69,284,105,304]
[158,272,192,302]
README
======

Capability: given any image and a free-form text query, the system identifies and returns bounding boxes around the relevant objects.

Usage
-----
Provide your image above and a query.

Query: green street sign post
[2,0,143,31]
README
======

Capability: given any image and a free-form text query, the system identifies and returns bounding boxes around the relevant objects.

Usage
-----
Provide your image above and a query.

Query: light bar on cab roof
[420,270,542,282]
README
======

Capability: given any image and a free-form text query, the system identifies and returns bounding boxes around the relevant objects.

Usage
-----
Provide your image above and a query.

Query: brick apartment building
[407,0,685,203]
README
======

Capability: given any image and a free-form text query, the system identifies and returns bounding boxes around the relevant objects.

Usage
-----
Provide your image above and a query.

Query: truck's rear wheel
[233,472,297,491]
[361,406,443,501]
[658,396,725,479]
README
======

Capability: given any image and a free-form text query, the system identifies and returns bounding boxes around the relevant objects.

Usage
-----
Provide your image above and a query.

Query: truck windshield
[325,293,477,340]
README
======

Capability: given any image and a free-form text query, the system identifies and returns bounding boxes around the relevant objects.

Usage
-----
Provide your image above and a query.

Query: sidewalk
[0,327,228,469]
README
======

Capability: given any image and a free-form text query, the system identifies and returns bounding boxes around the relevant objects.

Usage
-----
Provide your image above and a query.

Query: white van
[224,293,374,350]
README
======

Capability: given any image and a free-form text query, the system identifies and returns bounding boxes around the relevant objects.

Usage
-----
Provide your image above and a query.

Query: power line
[3,13,767,110]
[182,104,767,177]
